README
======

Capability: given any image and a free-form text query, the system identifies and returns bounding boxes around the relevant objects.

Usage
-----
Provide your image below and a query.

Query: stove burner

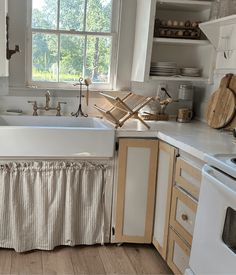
[231,158,236,165]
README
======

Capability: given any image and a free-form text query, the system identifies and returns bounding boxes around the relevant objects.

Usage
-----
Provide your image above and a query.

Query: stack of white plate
[180,67,201,77]
[150,62,178,76]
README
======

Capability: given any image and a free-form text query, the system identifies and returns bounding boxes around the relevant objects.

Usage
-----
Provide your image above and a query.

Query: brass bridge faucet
[28,91,67,116]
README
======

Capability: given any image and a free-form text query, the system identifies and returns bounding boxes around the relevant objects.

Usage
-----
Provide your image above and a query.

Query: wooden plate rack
[94,92,154,129]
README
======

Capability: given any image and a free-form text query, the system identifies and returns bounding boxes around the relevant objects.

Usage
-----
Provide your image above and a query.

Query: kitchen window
[27,0,120,89]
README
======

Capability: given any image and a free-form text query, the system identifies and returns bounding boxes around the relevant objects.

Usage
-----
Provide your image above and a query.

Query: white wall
[193,22,236,122]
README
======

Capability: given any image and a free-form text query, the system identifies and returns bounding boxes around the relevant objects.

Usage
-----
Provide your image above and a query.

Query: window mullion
[83,0,88,79]
[57,0,60,30]
[31,28,113,37]
[57,0,61,82]
[28,0,33,85]
[83,0,88,32]
[57,34,61,82]
[83,35,88,79]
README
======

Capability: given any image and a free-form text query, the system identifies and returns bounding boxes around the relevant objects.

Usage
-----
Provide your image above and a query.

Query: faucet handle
[56,101,67,116]
[27,101,38,116]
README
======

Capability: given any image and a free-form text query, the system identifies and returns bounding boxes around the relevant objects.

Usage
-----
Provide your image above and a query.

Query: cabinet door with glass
[115,138,158,243]
[153,141,177,259]
[0,0,8,77]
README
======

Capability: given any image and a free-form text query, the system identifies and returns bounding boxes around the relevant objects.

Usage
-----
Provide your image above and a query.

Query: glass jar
[178,85,193,101]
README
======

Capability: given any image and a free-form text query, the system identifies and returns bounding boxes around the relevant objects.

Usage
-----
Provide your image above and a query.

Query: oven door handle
[202,165,236,201]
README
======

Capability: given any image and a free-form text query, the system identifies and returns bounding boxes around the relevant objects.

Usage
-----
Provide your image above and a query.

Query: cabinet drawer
[167,228,190,275]
[175,158,202,200]
[170,186,197,245]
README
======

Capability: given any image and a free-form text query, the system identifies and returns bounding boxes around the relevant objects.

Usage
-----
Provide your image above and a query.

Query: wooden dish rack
[94,92,154,129]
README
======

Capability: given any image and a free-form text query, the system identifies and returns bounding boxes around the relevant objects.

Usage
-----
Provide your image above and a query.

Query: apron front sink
[0,115,115,158]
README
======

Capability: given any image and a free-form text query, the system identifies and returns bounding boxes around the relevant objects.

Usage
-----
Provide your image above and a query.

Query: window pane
[32,0,57,29]
[60,0,85,31]
[86,0,112,32]
[59,35,85,82]
[32,33,58,82]
[86,36,111,83]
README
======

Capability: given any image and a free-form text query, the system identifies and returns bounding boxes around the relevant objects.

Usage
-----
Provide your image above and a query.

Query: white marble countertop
[116,120,236,161]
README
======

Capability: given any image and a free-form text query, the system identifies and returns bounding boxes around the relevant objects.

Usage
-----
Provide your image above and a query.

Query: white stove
[204,154,236,178]
[186,154,236,275]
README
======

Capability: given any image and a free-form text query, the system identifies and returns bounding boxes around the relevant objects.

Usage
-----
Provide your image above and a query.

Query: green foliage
[31,0,113,83]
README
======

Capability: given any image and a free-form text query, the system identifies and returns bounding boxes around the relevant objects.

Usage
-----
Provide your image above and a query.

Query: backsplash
[0,77,9,95]
[0,81,194,119]
[0,76,206,120]
[0,91,105,117]
[131,80,194,116]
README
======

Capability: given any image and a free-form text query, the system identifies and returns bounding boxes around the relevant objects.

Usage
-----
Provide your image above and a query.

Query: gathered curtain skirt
[0,161,111,252]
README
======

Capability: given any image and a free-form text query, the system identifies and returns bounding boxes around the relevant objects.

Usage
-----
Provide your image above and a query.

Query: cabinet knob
[181,214,188,221]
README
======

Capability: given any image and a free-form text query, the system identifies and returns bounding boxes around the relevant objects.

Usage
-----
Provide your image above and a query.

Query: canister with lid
[178,84,193,101]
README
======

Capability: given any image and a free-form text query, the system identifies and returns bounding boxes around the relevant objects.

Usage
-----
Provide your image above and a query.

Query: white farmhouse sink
[0,115,115,158]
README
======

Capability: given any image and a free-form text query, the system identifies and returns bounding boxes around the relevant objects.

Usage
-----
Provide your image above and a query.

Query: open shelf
[149,75,209,83]
[153,37,209,46]
[156,0,212,12]
[200,15,236,48]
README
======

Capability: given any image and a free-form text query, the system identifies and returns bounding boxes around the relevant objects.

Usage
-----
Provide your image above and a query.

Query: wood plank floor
[0,244,173,275]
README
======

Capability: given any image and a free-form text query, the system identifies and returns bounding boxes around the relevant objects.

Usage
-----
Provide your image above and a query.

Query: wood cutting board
[207,74,236,129]
[229,74,236,94]
[224,74,236,129]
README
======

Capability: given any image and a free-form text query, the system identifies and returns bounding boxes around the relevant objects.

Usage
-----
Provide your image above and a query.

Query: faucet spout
[45,91,51,110]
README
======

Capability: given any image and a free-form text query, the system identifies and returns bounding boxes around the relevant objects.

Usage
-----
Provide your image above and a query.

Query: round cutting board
[207,86,236,129]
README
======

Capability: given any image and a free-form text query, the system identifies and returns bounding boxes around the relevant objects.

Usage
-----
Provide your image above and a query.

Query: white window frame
[26,0,121,90]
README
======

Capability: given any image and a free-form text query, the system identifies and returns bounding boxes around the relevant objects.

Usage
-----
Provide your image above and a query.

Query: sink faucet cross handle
[56,101,67,116]
[28,100,38,116]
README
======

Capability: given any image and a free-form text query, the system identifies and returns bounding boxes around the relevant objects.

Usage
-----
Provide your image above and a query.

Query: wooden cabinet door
[153,141,177,260]
[131,0,156,82]
[0,0,8,77]
[115,138,158,243]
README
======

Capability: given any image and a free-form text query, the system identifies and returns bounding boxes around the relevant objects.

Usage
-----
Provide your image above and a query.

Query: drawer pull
[181,214,188,221]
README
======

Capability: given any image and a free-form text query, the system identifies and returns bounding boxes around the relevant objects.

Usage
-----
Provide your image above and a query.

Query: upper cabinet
[0,0,8,77]
[131,0,216,83]
[200,15,236,48]
[200,15,236,73]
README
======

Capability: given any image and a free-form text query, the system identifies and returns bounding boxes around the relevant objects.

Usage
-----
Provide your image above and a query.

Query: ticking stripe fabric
[0,161,110,252]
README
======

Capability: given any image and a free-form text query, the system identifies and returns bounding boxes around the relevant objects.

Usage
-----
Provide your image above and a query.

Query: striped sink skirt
[0,160,113,252]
